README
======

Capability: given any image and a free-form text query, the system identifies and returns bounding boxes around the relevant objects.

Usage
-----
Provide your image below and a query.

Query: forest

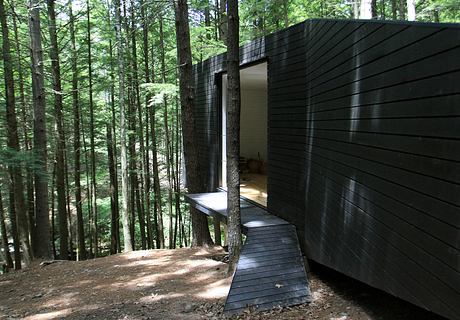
[0,0,459,270]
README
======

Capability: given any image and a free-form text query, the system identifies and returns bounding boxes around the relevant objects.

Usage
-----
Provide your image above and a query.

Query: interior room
[221,62,268,207]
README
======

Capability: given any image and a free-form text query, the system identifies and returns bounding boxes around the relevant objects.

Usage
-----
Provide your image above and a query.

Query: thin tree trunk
[149,92,164,249]
[0,190,13,269]
[399,0,405,19]
[174,0,213,247]
[130,0,147,250]
[219,0,227,43]
[108,37,120,255]
[226,0,242,274]
[86,0,98,257]
[148,40,165,249]
[141,0,153,249]
[2,0,32,265]
[69,0,86,260]
[50,160,57,259]
[159,16,175,249]
[80,96,93,257]
[371,0,378,18]
[114,0,133,252]
[12,10,36,250]
[8,186,21,268]
[391,0,397,19]
[47,0,68,260]
[106,121,120,254]
[64,152,74,259]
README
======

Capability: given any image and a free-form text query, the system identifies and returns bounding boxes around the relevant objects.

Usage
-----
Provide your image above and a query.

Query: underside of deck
[185,192,311,314]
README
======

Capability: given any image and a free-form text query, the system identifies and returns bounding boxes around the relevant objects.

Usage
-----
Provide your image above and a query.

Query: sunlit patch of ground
[0,247,231,320]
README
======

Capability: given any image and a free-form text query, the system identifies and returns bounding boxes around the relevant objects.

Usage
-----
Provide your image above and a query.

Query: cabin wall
[192,19,460,320]
[298,20,460,320]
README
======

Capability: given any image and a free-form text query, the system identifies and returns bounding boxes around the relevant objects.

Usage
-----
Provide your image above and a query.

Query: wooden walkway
[186,192,311,314]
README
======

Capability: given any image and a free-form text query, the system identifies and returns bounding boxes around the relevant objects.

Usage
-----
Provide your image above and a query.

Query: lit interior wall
[240,87,267,162]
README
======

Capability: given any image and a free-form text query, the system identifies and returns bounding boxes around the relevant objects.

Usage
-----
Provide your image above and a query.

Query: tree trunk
[219,0,227,43]
[140,0,153,249]
[12,10,36,250]
[50,160,57,258]
[69,0,86,261]
[8,186,21,268]
[353,0,359,18]
[2,0,33,265]
[81,115,93,257]
[28,0,51,261]
[130,0,147,250]
[149,91,165,249]
[148,40,165,249]
[371,0,378,18]
[226,0,242,274]
[391,0,397,19]
[159,16,175,249]
[47,0,68,260]
[86,0,98,257]
[399,0,405,19]
[0,190,13,269]
[114,0,133,252]
[174,0,213,247]
[407,0,416,20]
[108,35,120,255]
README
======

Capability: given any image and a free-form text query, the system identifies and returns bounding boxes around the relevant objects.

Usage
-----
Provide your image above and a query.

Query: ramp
[186,192,311,314]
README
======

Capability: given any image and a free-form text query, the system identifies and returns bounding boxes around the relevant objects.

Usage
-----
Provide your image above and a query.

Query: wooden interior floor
[240,173,267,207]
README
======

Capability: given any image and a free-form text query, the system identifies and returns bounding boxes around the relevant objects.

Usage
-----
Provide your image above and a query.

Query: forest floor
[0,247,444,320]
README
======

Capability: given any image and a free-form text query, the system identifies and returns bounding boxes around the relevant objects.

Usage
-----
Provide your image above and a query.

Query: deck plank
[185,192,311,314]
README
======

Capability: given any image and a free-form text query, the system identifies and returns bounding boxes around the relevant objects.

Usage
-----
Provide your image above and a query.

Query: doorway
[220,62,268,207]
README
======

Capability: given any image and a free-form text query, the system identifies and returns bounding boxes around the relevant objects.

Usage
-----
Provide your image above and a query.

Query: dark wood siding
[300,20,460,320]
[192,19,460,320]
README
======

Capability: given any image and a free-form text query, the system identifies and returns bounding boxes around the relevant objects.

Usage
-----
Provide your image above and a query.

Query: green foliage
[141,83,179,106]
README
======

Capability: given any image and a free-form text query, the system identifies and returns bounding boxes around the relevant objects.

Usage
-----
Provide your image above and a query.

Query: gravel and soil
[0,247,444,320]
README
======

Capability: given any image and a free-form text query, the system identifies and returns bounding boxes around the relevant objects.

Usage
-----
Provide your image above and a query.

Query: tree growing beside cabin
[226,0,243,274]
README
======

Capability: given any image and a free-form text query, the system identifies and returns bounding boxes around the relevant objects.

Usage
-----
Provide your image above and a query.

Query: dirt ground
[0,247,444,320]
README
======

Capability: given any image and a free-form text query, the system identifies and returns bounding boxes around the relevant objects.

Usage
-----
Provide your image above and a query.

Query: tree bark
[86,0,98,257]
[114,0,133,252]
[391,0,397,19]
[8,186,21,268]
[108,35,120,255]
[11,9,36,250]
[2,0,33,265]
[69,0,86,260]
[140,0,153,249]
[29,0,51,260]
[226,0,242,274]
[148,40,165,249]
[219,0,227,43]
[47,0,68,260]
[174,0,214,247]
[159,16,175,249]
[399,0,405,19]
[0,190,13,269]
[130,0,147,250]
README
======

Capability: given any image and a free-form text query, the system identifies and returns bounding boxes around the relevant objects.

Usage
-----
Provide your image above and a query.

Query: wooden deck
[185,192,311,314]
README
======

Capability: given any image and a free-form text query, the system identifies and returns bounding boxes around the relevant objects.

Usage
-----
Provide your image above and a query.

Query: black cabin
[192,19,460,319]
